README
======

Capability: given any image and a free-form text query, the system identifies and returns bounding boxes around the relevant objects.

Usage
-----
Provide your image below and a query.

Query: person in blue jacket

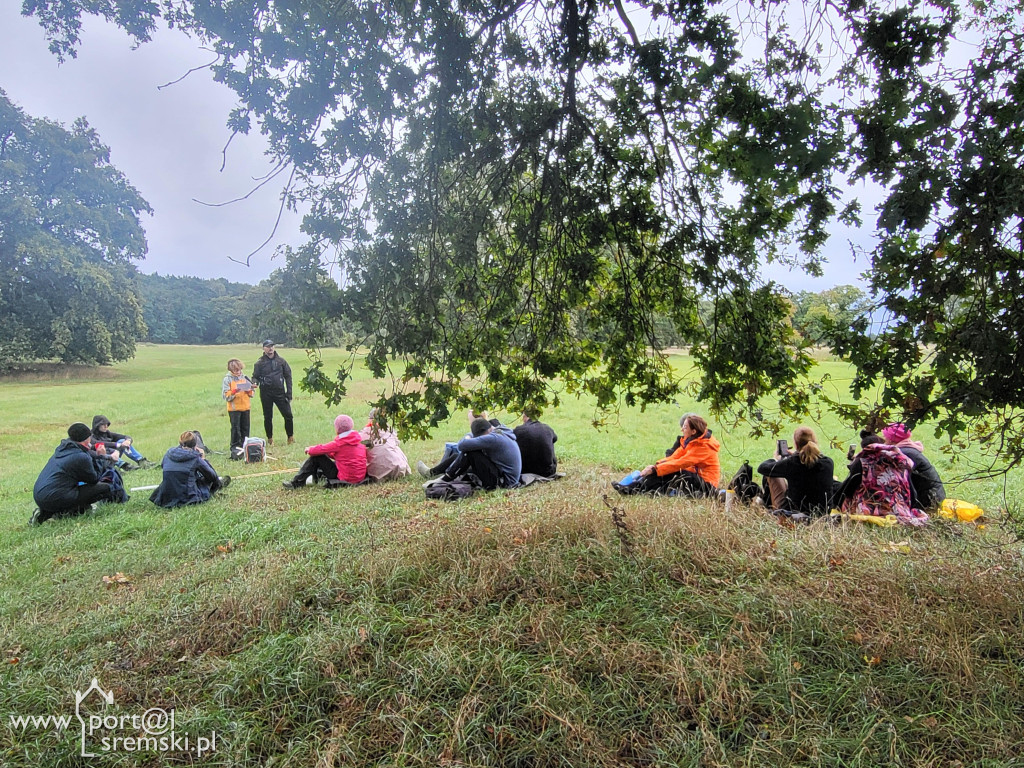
[150,431,230,508]
[31,422,120,524]
[441,417,521,489]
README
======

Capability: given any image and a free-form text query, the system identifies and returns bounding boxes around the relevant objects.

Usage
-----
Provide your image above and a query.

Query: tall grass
[1,345,1022,767]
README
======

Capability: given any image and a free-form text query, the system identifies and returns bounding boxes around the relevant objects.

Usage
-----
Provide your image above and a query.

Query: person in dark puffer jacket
[150,431,229,508]
[32,422,118,524]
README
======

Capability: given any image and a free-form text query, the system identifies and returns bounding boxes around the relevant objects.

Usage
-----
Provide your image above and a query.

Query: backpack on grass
[424,479,475,501]
[243,436,266,463]
[727,461,760,503]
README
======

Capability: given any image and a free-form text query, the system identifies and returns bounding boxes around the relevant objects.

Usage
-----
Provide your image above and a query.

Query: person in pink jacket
[282,414,367,489]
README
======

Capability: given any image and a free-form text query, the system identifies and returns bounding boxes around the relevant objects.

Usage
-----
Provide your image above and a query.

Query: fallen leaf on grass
[7,657,19,665]
[55,555,72,564]
[864,655,882,666]
[880,541,911,554]
[102,572,131,587]
[792,661,802,670]
[828,555,847,570]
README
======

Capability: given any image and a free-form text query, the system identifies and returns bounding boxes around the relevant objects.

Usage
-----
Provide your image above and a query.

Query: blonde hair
[227,358,242,372]
[179,431,197,448]
[793,426,822,466]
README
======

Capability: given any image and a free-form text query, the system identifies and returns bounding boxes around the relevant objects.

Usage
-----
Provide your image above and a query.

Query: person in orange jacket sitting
[282,414,367,489]
[614,413,721,497]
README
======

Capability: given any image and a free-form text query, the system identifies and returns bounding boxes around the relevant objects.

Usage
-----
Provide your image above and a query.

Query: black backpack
[424,479,476,501]
[727,461,760,503]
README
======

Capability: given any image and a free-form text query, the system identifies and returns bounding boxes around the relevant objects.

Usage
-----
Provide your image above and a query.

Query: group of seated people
[614,414,946,526]
[283,408,558,492]
[31,421,231,523]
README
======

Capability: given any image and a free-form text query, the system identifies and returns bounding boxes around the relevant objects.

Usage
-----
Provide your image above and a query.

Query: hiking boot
[137,458,155,470]
[267,438,274,446]
[416,460,431,478]
[287,435,295,445]
[220,476,232,489]
[29,508,43,526]
[282,480,297,490]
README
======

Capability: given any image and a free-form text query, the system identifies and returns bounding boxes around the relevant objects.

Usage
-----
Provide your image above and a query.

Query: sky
[0,4,872,290]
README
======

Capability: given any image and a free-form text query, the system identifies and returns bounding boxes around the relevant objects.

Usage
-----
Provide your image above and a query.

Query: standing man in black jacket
[252,340,294,446]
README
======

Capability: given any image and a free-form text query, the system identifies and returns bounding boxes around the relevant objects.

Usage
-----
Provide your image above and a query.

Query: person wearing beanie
[31,423,121,524]
[881,422,946,508]
[282,414,367,489]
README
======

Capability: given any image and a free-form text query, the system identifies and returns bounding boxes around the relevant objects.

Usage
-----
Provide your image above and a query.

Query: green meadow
[2,344,1022,767]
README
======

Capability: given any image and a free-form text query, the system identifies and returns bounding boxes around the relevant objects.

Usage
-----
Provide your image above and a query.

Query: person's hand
[95,444,106,455]
[110,450,121,461]
[198,448,205,458]
[640,464,655,477]
[122,438,131,447]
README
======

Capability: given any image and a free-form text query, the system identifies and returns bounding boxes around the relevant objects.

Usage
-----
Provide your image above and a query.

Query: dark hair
[179,431,197,449]
[861,433,883,449]
[470,418,492,437]
[683,414,708,437]
[793,426,822,466]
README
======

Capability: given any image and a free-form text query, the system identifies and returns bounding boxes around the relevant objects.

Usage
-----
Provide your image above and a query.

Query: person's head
[881,422,911,444]
[861,434,885,449]
[334,414,354,434]
[227,358,243,374]
[179,431,198,449]
[522,406,541,423]
[262,340,276,357]
[679,413,707,439]
[793,426,822,466]
[470,417,493,437]
[68,422,92,444]
[92,415,111,433]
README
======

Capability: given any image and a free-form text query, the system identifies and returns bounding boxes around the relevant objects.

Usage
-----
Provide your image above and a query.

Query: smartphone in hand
[776,438,790,456]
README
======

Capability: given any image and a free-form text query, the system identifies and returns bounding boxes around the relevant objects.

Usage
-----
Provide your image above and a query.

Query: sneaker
[220,476,232,489]
[282,481,297,490]
[29,508,43,526]
[137,458,156,470]
[287,436,295,445]
[416,460,431,478]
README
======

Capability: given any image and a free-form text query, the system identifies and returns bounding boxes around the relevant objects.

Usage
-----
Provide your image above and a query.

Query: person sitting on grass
[360,408,411,481]
[757,426,835,517]
[31,422,123,524]
[513,408,558,478]
[881,422,947,510]
[91,415,153,470]
[150,431,230,508]
[614,413,721,497]
[283,414,367,489]
[835,435,928,526]
[417,408,488,478]
[438,417,521,490]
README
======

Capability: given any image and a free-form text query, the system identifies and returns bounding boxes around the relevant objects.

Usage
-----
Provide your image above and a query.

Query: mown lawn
[1,344,1022,767]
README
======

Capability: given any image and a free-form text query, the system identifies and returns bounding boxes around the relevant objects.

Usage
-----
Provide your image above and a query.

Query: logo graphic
[9,678,218,758]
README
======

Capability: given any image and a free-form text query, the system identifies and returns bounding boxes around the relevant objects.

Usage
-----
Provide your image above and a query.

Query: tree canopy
[0,89,151,366]
[22,0,1024,460]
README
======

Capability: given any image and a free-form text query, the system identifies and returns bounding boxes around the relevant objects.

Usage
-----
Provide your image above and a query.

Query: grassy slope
[1,345,1022,767]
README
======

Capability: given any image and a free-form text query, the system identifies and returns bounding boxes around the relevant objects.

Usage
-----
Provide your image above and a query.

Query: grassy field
[2,344,1023,767]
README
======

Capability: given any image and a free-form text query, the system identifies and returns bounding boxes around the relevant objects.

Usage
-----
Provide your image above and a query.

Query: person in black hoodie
[757,426,835,516]
[90,415,153,469]
[252,340,294,446]
[31,423,118,524]
[150,431,230,508]
[513,409,558,477]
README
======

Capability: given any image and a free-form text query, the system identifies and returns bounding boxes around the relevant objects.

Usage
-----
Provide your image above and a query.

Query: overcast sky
[1,4,872,290]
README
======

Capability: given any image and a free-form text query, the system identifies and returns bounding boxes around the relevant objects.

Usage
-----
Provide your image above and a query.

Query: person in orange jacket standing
[222,358,254,459]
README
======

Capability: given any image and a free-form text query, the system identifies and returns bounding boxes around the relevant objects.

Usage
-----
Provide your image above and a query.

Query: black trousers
[229,410,250,452]
[291,455,338,485]
[444,451,504,490]
[627,469,718,498]
[37,483,114,522]
[260,390,293,440]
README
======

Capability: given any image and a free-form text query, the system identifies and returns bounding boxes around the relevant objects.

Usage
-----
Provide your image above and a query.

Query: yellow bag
[939,498,984,522]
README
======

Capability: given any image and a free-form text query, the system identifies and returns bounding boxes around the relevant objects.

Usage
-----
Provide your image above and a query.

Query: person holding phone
[222,358,254,458]
[757,426,835,515]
